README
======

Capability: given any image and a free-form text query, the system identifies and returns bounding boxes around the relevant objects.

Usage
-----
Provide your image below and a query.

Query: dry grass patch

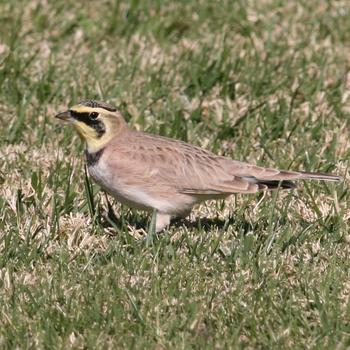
[0,0,349,348]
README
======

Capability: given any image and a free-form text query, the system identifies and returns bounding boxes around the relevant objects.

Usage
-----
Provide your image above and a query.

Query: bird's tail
[247,171,341,191]
[298,171,341,182]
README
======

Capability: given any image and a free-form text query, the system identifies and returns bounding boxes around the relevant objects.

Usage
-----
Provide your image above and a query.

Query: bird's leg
[155,212,171,233]
[104,192,118,224]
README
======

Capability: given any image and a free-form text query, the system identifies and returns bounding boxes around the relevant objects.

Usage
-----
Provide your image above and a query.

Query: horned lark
[55,100,340,232]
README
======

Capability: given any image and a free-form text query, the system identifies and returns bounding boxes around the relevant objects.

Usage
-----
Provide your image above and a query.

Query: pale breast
[87,160,190,214]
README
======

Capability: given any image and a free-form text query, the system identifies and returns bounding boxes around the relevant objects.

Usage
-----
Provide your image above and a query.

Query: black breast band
[85,148,105,166]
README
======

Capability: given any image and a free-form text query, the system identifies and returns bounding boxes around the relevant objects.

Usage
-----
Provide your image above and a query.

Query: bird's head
[55,100,127,153]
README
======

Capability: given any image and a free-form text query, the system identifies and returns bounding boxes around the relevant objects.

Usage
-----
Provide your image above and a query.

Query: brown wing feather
[105,131,339,196]
[104,132,258,194]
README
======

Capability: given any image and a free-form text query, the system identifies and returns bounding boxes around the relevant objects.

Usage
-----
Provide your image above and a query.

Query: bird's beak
[55,110,74,123]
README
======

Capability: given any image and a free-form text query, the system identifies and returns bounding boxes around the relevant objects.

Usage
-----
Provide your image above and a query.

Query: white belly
[88,163,181,213]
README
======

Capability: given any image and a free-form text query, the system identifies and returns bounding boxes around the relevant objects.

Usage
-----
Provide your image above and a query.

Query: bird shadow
[98,194,259,234]
[99,206,256,235]
[98,196,297,236]
[170,216,237,231]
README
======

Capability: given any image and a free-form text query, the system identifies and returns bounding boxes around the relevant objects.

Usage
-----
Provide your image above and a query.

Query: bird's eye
[89,112,99,120]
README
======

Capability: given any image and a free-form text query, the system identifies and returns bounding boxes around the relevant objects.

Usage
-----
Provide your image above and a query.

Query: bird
[55,100,340,232]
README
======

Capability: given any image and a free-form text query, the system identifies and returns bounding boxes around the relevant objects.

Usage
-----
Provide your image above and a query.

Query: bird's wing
[105,132,339,195]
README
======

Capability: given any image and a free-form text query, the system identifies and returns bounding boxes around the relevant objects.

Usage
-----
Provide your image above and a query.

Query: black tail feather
[257,180,297,190]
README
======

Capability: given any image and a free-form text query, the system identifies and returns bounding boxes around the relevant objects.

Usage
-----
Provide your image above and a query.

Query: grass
[0,0,350,348]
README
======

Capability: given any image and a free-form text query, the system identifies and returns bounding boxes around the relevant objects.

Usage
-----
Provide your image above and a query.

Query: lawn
[0,0,349,348]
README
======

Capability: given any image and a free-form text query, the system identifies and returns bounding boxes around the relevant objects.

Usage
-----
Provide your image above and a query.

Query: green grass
[0,0,350,348]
